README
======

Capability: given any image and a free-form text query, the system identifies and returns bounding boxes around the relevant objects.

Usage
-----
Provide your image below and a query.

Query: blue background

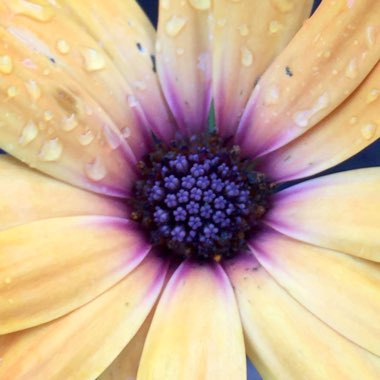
[136,1,380,379]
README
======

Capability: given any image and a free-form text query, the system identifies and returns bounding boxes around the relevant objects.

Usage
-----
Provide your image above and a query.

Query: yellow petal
[265,168,380,262]
[0,253,167,380]
[156,0,211,135]
[57,0,176,143]
[250,231,380,357]
[258,61,380,181]
[0,155,128,230]
[0,2,144,196]
[98,312,153,380]
[0,0,155,159]
[226,254,380,380]
[0,216,150,333]
[213,0,313,136]
[138,261,246,380]
[236,0,380,157]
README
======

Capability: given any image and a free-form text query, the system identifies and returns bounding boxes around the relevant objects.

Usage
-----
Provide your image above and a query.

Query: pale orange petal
[0,216,150,333]
[98,312,153,380]
[57,0,175,143]
[236,0,380,158]
[138,261,246,380]
[226,254,380,379]
[258,61,380,181]
[156,0,211,135]
[251,231,380,357]
[213,0,313,136]
[0,155,128,230]
[265,168,380,262]
[0,253,168,380]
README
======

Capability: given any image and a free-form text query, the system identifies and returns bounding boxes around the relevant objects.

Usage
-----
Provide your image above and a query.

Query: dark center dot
[130,133,272,262]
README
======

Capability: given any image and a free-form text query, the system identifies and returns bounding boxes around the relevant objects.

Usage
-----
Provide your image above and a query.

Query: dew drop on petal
[62,113,78,131]
[7,85,18,98]
[269,20,282,34]
[39,138,63,161]
[241,46,253,67]
[85,157,107,181]
[0,55,13,75]
[19,120,38,146]
[349,116,358,125]
[188,0,211,10]
[367,88,380,104]
[360,123,377,140]
[8,0,55,22]
[238,24,249,37]
[103,124,121,150]
[365,26,376,48]
[25,79,41,102]
[165,15,187,37]
[176,47,185,56]
[56,39,70,54]
[271,0,294,12]
[122,127,131,139]
[78,129,95,146]
[264,85,280,105]
[43,110,53,121]
[127,94,139,107]
[345,58,358,79]
[81,48,106,72]
[293,93,329,127]
[4,277,12,285]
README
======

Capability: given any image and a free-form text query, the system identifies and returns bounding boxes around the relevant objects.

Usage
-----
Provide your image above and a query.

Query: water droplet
[360,122,377,140]
[238,24,249,37]
[161,0,170,9]
[4,277,11,284]
[25,79,41,102]
[78,129,95,146]
[367,88,380,103]
[165,15,187,37]
[271,0,294,12]
[103,124,121,150]
[0,55,13,74]
[62,113,78,131]
[269,20,282,34]
[264,85,280,105]
[121,127,131,139]
[39,138,63,161]
[188,0,211,10]
[7,85,18,98]
[345,58,358,79]
[176,47,185,55]
[365,26,375,48]
[85,157,106,181]
[241,46,253,67]
[8,1,55,22]
[134,80,147,91]
[127,94,139,107]
[349,116,358,125]
[44,110,53,121]
[217,19,227,27]
[293,92,329,127]
[56,39,70,54]
[81,48,106,72]
[19,120,38,146]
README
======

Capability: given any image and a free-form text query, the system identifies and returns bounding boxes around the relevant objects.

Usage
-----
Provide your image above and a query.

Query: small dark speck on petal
[150,54,157,73]
[136,42,144,52]
[49,57,56,64]
[285,66,293,77]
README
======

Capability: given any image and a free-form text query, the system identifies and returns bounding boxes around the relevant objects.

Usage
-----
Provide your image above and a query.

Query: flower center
[130,133,272,262]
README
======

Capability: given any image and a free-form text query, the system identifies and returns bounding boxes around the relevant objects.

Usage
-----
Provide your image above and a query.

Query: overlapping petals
[265,168,380,262]
[0,254,168,379]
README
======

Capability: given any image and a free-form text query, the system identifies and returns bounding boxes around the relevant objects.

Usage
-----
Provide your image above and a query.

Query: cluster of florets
[131,133,271,261]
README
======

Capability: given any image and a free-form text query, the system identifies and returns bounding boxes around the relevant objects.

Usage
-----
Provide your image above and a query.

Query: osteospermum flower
[0,0,379,378]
